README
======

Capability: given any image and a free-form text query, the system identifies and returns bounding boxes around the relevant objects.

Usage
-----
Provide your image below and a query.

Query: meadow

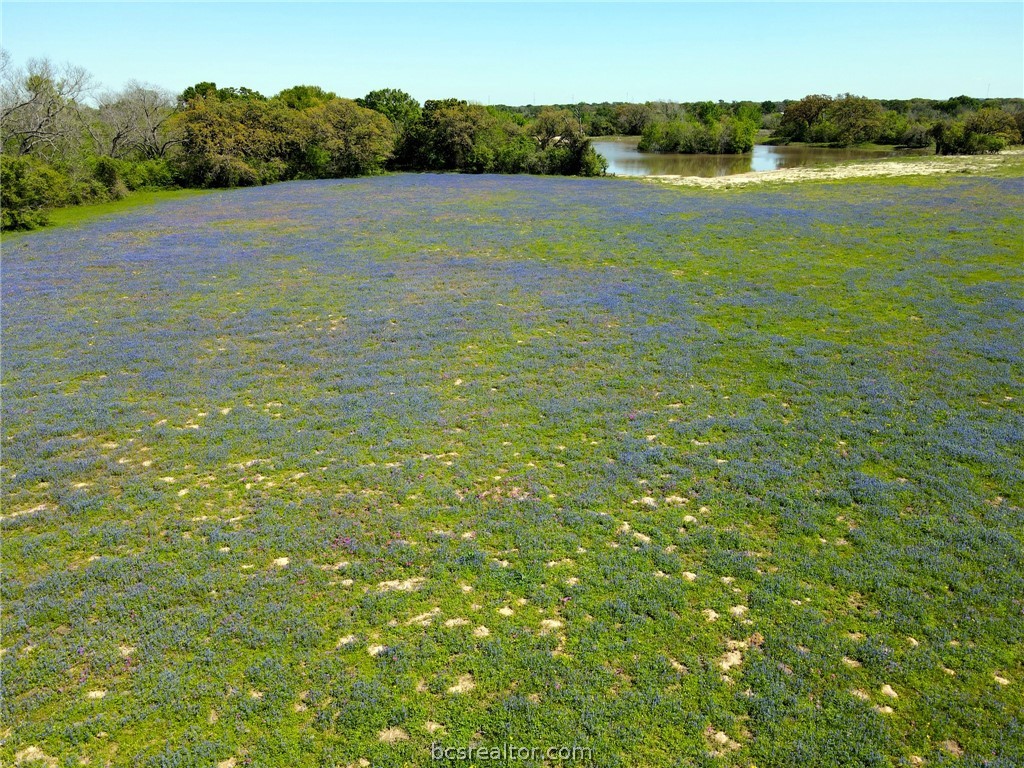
[2,169,1022,768]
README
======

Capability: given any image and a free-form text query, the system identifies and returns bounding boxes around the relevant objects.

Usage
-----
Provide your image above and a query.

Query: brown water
[592,136,931,177]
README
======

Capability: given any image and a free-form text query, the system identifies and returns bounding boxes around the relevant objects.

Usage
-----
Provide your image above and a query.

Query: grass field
[2,171,1022,767]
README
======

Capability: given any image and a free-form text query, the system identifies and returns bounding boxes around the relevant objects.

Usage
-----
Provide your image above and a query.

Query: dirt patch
[1,503,51,522]
[704,727,741,756]
[15,746,58,767]
[448,674,476,694]
[942,740,964,757]
[378,577,425,592]
[719,649,743,672]
[378,727,409,743]
[407,608,441,627]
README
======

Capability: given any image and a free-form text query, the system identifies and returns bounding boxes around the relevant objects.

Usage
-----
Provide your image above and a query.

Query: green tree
[777,94,833,142]
[305,99,396,176]
[932,107,1022,154]
[614,103,654,135]
[533,107,578,150]
[399,99,488,170]
[275,85,336,111]
[170,95,297,186]
[0,153,70,229]
[359,88,421,133]
[179,82,265,107]
[935,95,981,116]
[818,94,884,146]
[693,101,723,126]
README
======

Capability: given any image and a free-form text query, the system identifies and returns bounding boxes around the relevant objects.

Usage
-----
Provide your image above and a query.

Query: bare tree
[89,81,179,158]
[1,54,94,160]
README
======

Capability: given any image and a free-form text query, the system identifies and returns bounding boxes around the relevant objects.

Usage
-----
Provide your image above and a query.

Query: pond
[591,136,931,178]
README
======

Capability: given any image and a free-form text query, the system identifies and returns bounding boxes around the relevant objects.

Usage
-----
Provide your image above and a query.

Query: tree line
[771,93,1023,151]
[502,95,1023,154]
[2,50,1022,230]
[0,55,605,230]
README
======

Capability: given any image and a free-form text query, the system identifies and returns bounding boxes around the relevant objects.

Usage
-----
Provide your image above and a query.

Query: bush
[93,156,121,191]
[206,154,262,187]
[0,155,69,230]
[122,159,173,189]
[92,156,174,193]
[932,108,1022,154]
[639,113,756,154]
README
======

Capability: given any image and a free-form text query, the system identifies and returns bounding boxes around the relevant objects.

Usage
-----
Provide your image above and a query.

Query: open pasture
[2,172,1023,767]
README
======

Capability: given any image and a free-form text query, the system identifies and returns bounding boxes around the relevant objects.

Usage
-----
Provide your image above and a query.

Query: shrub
[206,154,262,187]
[639,113,756,154]
[121,158,174,190]
[932,108,1022,154]
[0,154,69,230]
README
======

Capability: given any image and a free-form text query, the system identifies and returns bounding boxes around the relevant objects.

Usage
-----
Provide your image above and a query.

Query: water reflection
[591,136,930,178]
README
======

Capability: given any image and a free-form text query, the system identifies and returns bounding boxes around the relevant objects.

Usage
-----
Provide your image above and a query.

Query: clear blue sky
[2,2,1021,104]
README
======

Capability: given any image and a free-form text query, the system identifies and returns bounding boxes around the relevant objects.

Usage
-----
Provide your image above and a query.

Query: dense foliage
[1,49,1022,228]
[775,93,1023,149]
[502,95,1022,155]
[931,107,1024,155]
[396,101,604,176]
[0,53,605,230]
[638,102,760,154]
[4,172,1023,767]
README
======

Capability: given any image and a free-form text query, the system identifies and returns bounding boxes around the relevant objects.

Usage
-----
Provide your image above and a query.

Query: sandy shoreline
[637,150,1023,188]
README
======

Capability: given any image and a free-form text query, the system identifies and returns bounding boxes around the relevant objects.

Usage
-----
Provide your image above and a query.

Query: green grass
[2,171,1022,768]
[4,188,215,236]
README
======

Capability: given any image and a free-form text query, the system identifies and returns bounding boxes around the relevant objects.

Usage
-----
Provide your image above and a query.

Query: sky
[1,2,1021,104]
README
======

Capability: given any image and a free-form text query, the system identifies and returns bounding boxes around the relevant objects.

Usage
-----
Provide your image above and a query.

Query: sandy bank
[639,150,1023,188]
